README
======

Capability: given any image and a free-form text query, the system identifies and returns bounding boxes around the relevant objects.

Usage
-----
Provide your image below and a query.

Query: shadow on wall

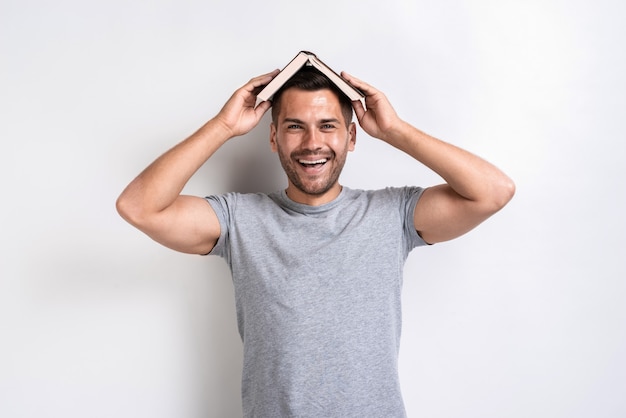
[216,114,285,195]
[192,113,284,414]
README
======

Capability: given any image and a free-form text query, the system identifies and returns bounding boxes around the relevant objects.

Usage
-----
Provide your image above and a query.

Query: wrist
[379,119,412,146]
[202,116,237,143]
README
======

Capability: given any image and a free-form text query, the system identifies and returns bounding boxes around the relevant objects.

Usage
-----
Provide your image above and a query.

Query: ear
[348,122,357,152]
[270,122,278,152]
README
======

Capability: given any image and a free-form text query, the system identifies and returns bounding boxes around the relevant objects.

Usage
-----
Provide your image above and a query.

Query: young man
[117,65,515,417]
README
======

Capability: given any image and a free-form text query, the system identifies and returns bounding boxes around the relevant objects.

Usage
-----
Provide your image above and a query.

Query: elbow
[474,174,516,216]
[115,193,133,223]
[116,192,145,227]
[490,176,516,213]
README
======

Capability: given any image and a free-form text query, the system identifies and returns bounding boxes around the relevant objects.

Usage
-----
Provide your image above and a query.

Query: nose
[301,128,323,151]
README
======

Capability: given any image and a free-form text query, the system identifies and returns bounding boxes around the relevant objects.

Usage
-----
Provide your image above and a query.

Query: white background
[2,0,625,417]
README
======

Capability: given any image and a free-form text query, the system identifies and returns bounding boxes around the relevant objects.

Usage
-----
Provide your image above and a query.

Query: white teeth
[298,158,327,165]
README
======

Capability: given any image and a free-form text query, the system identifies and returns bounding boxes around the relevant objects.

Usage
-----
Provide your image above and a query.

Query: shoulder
[206,191,278,210]
[336,187,426,225]
[345,186,425,205]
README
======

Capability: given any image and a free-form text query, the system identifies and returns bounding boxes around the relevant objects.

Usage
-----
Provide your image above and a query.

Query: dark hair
[270,66,354,127]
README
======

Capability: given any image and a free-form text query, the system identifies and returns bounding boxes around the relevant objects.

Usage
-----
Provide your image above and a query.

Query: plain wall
[2,0,625,417]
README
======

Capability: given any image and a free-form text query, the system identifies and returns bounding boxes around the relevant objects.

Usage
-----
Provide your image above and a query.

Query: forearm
[117,118,231,221]
[386,121,514,208]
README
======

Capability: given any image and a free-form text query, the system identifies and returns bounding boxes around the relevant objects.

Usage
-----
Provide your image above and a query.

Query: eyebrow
[281,118,341,125]
[282,118,305,125]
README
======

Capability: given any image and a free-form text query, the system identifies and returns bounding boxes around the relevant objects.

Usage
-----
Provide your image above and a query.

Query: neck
[285,184,343,206]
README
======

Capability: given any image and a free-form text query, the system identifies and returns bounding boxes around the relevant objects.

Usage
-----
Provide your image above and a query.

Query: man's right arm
[116,70,279,255]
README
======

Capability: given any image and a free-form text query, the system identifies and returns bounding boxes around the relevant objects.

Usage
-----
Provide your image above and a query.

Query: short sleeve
[401,186,430,252]
[204,194,232,261]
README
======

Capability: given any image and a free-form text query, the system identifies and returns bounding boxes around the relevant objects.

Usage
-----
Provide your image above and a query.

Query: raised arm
[116,70,279,254]
[342,72,515,244]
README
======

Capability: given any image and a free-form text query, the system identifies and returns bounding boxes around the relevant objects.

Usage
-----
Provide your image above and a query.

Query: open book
[257,51,365,102]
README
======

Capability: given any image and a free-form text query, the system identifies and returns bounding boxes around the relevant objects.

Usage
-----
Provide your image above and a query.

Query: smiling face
[270,87,356,206]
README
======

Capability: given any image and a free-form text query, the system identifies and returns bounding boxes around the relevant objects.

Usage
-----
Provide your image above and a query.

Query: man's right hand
[213,70,280,138]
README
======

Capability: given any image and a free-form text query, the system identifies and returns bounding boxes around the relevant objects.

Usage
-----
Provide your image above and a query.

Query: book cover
[257,51,364,102]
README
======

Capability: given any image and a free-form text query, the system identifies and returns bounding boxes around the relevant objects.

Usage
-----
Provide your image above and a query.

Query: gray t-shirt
[206,186,427,417]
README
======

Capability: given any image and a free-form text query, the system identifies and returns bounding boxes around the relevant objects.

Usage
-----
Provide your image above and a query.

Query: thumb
[255,99,273,117]
[351,100,366,123]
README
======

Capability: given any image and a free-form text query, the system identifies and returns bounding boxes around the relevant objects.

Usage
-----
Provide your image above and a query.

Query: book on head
[257,51,364,103]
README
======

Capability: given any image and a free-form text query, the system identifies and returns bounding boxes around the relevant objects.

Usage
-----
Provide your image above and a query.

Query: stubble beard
[277,144,348,197]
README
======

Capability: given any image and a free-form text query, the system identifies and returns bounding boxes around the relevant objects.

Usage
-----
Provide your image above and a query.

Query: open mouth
[297,158,328,169]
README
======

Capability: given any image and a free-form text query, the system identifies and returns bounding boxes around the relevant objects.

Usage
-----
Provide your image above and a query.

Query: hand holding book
[341,71,404,144]
[214,70,279,138]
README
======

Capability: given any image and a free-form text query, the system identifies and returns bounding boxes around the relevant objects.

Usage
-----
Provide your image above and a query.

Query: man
[117,64,515,417]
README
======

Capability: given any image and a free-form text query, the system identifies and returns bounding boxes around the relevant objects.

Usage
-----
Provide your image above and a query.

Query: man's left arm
[342,72,516,244]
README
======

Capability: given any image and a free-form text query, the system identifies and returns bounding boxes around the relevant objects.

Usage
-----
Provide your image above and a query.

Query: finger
[342,71,377,96]
[254,98,273,115]
[252,69,280,88]
[243,69,281,93]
